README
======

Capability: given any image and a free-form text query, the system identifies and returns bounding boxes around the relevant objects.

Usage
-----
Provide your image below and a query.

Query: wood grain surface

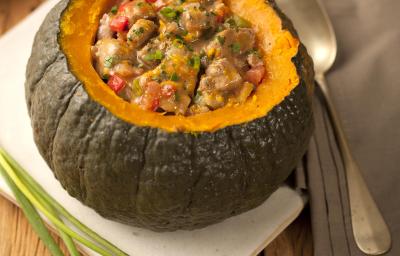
[0,0,313,255]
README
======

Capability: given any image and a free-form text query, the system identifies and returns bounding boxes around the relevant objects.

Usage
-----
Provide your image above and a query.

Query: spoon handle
[315,73,392,255]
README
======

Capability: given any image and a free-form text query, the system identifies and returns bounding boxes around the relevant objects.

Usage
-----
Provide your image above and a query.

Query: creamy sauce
[92,0,266,115]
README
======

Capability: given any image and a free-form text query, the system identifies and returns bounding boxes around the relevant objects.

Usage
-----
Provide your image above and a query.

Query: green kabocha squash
[26,0,314,231]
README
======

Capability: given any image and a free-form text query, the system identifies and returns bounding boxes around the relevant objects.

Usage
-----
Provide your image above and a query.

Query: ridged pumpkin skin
[26,0,314,231]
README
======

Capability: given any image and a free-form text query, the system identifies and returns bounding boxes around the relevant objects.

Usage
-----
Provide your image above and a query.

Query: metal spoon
[276,0,392,254]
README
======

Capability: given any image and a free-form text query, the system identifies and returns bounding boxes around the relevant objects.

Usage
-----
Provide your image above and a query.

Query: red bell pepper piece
[107,75,126,93]
[215,14,225,23]
[150,98,160,111]
[110,16,129,32]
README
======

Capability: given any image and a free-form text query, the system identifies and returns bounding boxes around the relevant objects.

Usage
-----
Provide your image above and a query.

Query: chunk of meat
[97,14,113,40]
[193,0,218,7]
[127,19,157,47]
[151,0,177,7]
[159,82,191,115]
[180,3,208,32]
[152,0,168,11]
[197,58,243,109]
[111,60,145,79]
[200,58,243,91]
[207,0,229,23]
[91,38,136,78]
[139,81,162,111]
[247,52,264,68]
[118,0,156,26]
[208,28,256,58]
[245,66,265,86]
[205,28,256,73]
[179,3,217,41]
[159,20,182,37]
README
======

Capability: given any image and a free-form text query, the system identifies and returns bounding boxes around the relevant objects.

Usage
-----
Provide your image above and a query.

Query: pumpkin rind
[26,0,314,231]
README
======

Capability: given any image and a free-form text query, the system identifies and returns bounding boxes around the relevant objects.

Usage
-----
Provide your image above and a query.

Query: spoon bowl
[277,0,337,74]
[276,0,392,254]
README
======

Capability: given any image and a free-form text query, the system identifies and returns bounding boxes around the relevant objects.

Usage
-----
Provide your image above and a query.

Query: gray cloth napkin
[305,0,400,255]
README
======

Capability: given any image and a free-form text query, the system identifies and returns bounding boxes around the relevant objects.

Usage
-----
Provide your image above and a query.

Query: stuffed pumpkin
[26,0,314,231]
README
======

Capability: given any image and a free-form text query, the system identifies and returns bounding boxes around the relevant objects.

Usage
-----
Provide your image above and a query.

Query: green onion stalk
[0,147,128,256]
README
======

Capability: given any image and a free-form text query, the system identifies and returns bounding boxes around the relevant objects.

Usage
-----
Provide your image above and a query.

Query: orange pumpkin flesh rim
[60,0,300,133]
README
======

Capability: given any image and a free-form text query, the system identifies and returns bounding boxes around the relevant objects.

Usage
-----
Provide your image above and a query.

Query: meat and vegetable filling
[92,0,266,115]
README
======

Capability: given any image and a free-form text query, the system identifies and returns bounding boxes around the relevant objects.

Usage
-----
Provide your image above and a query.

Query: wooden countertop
[0,0,313,255]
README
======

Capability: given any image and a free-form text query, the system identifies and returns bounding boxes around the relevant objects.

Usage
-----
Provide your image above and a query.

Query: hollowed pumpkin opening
[60,0,300,132]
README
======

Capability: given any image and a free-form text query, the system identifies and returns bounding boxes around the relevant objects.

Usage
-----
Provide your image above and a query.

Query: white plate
[0,1,306,255]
